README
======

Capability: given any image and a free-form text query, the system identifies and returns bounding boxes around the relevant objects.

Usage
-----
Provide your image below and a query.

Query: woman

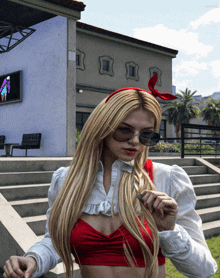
[3,74,217,278]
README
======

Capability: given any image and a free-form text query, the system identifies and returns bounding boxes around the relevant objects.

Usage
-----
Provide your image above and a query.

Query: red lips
[124,148,137,155]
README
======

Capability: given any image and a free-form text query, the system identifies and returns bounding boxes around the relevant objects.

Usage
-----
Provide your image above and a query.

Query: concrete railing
[0,193,81,278]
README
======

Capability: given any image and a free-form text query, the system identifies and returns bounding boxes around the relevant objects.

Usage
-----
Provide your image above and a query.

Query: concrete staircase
[0,158,71,238]
[0,158,73,278]
[152,157,220,238]
[0,156,219,277]
[1,157,219,239]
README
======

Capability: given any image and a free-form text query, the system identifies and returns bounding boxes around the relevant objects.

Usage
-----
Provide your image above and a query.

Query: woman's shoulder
[152,161,187,176]
[53,166,70,179]
[152,161,193,196]
[48,167,70,204]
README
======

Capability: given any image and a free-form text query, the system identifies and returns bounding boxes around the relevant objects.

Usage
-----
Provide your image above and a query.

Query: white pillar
[66,18,76,157]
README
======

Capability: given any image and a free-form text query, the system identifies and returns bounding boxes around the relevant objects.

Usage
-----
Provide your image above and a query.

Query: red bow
[148,73,177,100]
[105,73,177,103]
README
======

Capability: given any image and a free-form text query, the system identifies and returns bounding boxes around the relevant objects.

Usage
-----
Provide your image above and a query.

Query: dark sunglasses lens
[140,132,160,146]
[113,127,133,142]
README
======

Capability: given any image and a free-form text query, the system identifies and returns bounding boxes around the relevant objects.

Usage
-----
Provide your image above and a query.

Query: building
[211,92,220,101]
[1,0,85,157]
[75,22,178,140]
[1,2,178,157]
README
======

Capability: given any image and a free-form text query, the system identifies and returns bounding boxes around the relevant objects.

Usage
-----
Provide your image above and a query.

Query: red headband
[105,73,177,103]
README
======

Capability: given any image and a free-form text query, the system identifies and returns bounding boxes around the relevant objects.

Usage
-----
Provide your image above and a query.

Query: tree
[164,88,200,137]
[201,98,220,126]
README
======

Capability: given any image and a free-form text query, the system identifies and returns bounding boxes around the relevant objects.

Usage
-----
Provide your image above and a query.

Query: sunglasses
[112,127,160,146]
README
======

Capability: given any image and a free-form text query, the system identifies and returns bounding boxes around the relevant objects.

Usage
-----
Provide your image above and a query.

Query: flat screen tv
[0,70,22,105]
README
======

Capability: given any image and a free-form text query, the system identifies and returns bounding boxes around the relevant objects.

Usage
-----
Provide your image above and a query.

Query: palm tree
[201,98,220,126]
[164,88,200,137]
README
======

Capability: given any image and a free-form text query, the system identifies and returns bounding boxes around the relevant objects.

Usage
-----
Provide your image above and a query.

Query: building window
[76,112,90,131]
[102,60,109,72]
[76,49,85,71]
[99,56,114,76]
[149,67,162,86]
[76,54,80,66]
[159,120,166,138]
[125,62,139,81]
[129,66,135,77]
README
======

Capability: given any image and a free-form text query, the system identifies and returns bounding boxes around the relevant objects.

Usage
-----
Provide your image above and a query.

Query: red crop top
[70,159,165,267]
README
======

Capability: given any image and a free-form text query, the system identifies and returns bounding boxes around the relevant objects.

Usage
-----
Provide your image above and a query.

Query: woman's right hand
[3,256,37,278]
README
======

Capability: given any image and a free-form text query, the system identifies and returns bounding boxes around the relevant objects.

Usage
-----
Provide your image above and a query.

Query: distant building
[211,92,220,101]
[193,95,203,101]
[172,85,176,96]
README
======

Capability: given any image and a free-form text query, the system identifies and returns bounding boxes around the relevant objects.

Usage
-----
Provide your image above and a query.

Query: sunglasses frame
[112,128,160,146]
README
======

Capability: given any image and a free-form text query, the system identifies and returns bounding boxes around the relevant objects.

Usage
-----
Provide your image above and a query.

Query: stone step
[202,220,220,238]
[152,158,195,166]
[189,174,220,185]
[205,158,220,167]
[9,198,49,217]
[0,171,54,186]
[0,158,71,172]
[197,206,220,223]
[181,166,207,175]
[23,215,47,236]
[0,184,50,201]
[194,183,220,196]
[196,194,220,209]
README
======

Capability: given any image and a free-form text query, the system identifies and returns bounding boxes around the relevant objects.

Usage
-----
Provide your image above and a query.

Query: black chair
[11,133,42,156]
[0,135,5,150]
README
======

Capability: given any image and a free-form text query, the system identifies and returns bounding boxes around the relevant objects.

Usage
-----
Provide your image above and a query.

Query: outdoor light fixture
[0,21,36,53]
[77,88,83,94]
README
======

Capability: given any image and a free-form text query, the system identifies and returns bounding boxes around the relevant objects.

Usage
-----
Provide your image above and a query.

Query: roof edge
[49,0,86,11]
[77,22,178,56]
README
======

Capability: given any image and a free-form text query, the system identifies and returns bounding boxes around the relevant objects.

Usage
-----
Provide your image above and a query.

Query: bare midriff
[80,264,166,278]
[78,213,166,278]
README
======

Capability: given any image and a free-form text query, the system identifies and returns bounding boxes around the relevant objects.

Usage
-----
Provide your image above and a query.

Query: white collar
[98,159,133,173]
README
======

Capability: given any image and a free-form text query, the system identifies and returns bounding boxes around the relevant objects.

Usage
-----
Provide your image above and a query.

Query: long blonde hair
[49,89,162,278]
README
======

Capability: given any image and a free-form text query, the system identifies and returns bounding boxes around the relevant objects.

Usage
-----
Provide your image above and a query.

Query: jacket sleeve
[24,167,69,278]
[158,165,218,278]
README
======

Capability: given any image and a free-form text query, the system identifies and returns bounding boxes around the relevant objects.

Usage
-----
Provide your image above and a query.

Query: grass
[165,236,219,277]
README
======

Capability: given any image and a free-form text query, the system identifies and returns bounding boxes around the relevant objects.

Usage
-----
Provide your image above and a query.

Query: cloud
[190,8,220,29]
[209,60,220,78]
[133,24,213,58]
[173,79,190,92]
[174,60,208,77]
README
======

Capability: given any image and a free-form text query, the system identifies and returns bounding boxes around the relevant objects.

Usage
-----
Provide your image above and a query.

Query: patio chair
[0,135,5,150]
[11,133,42,156]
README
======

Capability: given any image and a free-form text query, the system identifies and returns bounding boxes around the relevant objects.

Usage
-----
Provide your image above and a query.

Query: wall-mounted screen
[0,70,22,105]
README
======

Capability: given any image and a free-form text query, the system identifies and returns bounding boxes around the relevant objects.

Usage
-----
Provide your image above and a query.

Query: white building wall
[0,16,67,156]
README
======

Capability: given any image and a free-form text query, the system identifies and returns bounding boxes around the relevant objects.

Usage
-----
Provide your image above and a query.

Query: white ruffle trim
[83,201,119,216]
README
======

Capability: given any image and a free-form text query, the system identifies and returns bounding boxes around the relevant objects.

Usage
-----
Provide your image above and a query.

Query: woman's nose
[128,134,140,145]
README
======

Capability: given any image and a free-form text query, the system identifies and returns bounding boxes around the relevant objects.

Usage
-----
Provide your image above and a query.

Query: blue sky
[79,0,220,97]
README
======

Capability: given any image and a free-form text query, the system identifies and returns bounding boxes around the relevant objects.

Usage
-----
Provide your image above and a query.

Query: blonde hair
[49,89,162,278]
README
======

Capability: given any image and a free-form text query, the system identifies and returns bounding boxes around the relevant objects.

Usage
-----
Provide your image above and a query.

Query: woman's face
[102,109,156,164]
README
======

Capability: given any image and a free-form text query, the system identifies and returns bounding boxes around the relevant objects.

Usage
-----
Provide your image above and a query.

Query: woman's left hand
[140,190,178,232]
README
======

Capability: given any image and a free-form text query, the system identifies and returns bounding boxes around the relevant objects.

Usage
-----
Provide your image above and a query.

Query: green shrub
[150,140,220,154]
[75,129,80,142]
[150,142,181,153]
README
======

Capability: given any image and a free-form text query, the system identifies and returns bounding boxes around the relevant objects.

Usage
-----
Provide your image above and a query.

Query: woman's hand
[3,256,37,278]
[140,190,178,231]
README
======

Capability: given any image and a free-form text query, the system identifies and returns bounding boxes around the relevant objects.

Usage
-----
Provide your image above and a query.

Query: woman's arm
[156,164,217,278]
[23,167,69,278]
